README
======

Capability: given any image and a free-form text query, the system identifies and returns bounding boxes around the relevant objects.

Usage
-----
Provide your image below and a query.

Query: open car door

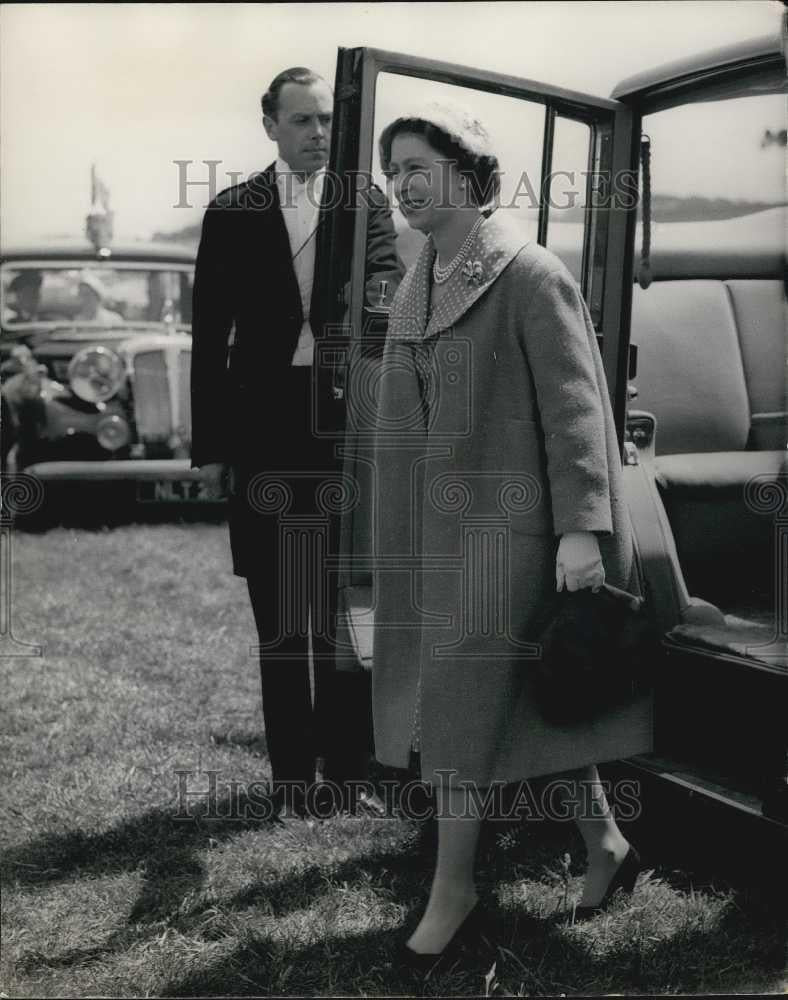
[316,47,638,672]
[319,44,788,840]
[312,42,787,858]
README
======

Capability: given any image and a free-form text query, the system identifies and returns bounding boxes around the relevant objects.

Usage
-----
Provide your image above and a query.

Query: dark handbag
[533,583,656,725]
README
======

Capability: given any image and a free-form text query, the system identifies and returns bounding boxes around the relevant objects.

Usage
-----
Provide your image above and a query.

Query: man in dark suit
[190,67,402,818]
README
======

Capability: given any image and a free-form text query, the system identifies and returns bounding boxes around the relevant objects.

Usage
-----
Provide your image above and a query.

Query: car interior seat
[630,277,787,622]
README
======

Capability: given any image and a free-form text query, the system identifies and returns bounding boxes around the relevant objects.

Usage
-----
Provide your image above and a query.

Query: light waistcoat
[275,157,325,366]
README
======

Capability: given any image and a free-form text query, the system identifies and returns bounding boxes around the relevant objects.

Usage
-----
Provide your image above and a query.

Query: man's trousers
[232,368,373,807]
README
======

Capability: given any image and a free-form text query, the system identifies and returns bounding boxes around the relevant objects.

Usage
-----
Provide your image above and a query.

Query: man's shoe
[309,782,343,819]
[356,788,388,817]
[270,781,312,822]
[313,783,388,817]
[276,802,310,822]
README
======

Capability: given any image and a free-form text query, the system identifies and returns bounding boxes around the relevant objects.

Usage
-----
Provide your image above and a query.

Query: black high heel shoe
[573,844,642,922]
[397,901,485,974]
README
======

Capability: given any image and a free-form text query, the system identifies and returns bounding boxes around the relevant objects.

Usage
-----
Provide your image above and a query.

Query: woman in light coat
[372,104,652,964]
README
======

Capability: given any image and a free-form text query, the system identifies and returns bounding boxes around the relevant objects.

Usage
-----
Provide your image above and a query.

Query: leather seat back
[631,280,751,455]
[725,280,788,450]
[630,277,786,608]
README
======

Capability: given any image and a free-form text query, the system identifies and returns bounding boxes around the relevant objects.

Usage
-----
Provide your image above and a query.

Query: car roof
[0,239,195,265]
[611,33,784,105]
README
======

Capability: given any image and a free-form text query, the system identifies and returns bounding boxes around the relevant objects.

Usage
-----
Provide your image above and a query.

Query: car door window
[545,115,592,286]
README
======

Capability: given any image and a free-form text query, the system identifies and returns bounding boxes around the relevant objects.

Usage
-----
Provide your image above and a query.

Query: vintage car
[315,33,787,850]
[0,234,202,505]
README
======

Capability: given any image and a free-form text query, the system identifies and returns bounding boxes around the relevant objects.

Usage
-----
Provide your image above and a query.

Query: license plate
[137,479,213,503]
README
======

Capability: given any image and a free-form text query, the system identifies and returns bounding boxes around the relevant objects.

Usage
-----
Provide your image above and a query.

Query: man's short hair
[261,67,327,121]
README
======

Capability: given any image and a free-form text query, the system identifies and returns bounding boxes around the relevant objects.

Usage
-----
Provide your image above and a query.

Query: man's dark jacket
[189,163,403,574]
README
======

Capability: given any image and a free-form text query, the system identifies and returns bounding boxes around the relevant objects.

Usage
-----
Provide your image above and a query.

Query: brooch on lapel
[462,260,484,287]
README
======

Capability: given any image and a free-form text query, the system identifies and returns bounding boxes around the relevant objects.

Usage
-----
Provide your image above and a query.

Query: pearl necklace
[432,215,484,285]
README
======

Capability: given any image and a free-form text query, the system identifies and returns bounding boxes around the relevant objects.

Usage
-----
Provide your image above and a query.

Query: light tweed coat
[371,211,652,787]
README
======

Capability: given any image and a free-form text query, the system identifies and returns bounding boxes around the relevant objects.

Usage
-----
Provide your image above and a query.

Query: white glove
[556,531,605,592]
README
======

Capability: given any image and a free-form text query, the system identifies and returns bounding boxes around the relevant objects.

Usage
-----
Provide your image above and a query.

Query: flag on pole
[86,164,114,250]
[91,164,111,212]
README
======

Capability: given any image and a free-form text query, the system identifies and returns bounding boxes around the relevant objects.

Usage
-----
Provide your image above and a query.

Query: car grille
[178,349,191,439]
[132,351,171,441]
[130,344,192,447]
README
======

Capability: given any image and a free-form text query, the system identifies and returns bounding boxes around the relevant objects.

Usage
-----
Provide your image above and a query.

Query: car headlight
[68,346,125,403]
[96,414,131,451]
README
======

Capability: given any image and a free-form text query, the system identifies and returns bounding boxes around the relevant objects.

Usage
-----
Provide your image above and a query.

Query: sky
[1,1,784,244]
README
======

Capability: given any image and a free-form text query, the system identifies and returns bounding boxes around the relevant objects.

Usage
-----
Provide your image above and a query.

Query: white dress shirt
[275,157,325,366]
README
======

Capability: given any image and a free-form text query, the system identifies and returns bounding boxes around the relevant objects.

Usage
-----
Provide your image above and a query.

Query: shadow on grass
[2,796,262,892]
[3,762,436,897]
[155,874,788,997]
[3,781,553,985]
[5,787,787,995]
[3,786,433,978]
[12,835,438,983]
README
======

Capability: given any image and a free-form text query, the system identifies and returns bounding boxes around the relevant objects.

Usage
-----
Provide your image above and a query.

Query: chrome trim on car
[21,458,198,481]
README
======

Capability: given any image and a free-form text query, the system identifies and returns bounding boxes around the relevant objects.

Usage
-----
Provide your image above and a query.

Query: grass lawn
[1,518,786,997]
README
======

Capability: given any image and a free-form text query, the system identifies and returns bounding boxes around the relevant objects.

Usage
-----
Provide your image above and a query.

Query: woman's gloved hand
[556,531,605,592]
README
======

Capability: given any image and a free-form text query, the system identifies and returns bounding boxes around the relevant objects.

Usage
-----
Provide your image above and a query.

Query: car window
[0,265,194,330]
[640,92,786,240]
[369,72,605,310]
[545,116,592,285]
